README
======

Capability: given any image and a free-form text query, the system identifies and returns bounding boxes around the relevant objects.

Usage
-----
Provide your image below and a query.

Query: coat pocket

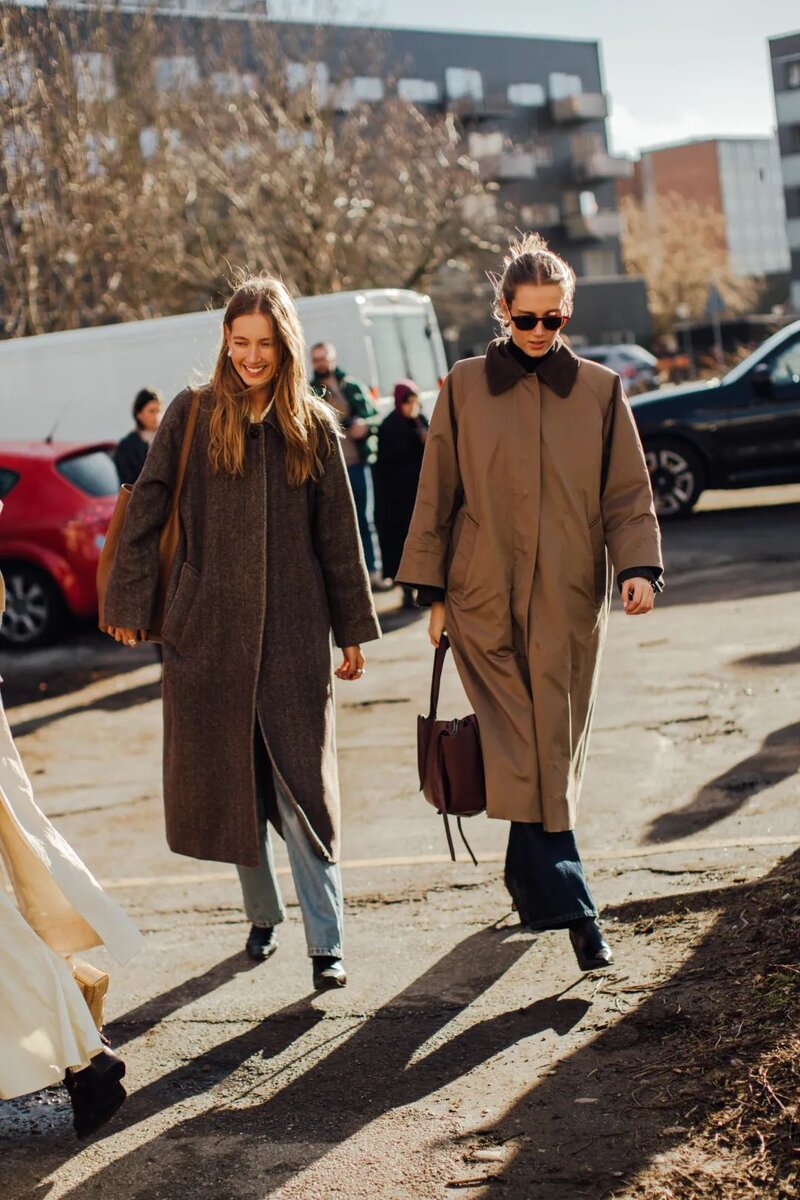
[447,512,479,592]
[588,518,608,604]
[161,562,200,652]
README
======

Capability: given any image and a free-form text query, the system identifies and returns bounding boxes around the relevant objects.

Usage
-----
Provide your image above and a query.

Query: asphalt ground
[0,483,798,1200]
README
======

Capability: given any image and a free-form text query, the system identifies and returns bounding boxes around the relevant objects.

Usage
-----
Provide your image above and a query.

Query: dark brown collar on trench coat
[484,338,580,399]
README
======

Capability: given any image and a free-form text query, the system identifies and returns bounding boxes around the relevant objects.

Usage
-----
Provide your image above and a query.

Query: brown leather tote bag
[97,391,200,643]
[417,633,486,864]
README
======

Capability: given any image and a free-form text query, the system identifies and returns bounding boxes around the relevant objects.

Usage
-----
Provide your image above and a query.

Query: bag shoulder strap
[427,633,450,720]
[167,390,200,517]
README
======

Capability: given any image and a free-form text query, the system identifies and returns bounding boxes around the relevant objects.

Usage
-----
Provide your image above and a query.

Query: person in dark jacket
[374,380,428,609]
[113,389,163,486]
[310,343,389,589]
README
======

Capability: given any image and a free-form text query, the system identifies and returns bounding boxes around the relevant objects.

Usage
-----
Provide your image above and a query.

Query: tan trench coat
[397,339,663,831]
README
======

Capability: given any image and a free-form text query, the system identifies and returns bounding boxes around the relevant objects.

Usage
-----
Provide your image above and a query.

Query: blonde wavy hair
[208,273,331,485]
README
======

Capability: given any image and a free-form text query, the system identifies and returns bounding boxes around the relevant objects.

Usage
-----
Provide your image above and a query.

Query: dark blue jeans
[347,463,378,573]
[504,822,597,931]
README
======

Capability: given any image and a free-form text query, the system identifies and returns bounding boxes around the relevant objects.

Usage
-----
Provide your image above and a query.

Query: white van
[0,288,447,443]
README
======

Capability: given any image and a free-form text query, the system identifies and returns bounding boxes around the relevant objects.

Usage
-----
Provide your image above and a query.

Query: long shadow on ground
[3,858,797,1199]
[468,850,799,1199]
[29,926,586,1199]
[645,720,800,843]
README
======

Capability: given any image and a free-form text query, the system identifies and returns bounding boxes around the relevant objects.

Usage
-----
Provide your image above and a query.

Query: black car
[631,319,800,517]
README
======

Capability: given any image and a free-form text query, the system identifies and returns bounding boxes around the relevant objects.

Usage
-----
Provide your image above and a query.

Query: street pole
[675,303,696,380]
[705,282,725,371]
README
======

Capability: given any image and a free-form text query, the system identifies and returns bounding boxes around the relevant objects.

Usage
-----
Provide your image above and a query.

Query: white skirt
[0,692,142,1099]
[0,888,103,1098]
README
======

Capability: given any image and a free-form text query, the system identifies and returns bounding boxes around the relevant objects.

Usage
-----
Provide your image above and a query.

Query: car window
[769,340,800,386]
[397,313,440,392]
[584,350,609,364]
[0,468,20,499]
[367,313,408,398]
[57,449,119,497]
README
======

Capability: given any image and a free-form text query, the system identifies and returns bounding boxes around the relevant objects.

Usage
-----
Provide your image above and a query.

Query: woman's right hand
[428,601,446,648]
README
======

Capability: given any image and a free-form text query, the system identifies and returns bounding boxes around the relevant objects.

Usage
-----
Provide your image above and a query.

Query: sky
[270,0,799,157]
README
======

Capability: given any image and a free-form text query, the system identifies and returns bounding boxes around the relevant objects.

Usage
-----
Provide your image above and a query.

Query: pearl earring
[227,350,232,357]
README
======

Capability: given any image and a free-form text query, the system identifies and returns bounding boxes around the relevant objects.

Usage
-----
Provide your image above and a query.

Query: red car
[0,442,119,647]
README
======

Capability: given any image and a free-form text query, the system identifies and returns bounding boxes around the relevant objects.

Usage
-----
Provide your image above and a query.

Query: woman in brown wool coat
[397,234,663,971]
[103,275,380,991]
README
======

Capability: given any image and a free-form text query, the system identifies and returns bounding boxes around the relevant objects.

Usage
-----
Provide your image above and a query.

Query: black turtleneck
[507,339,557,374]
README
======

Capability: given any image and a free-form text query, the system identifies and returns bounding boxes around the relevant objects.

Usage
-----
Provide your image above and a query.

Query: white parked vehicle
[0,289,448,443]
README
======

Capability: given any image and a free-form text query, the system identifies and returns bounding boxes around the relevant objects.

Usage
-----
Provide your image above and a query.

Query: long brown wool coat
[103,389,380,868]
[397,339,663,832]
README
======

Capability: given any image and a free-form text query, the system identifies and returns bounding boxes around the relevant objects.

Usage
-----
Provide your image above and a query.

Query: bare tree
[619,193,759,337]
[0,7,503,336]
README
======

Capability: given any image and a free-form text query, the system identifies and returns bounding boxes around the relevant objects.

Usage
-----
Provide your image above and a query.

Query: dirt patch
[628,852,799,1199]
[480,851,799,1200]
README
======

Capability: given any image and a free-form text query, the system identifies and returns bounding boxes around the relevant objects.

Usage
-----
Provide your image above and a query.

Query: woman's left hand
[108,626,147,646]
[621,578,655,615]
[336,645,365,680]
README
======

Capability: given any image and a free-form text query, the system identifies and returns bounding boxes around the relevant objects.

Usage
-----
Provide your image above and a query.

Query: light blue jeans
[236,733,344,958]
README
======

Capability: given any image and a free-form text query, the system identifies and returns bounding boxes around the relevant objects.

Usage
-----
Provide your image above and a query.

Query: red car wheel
[0,562,66,649]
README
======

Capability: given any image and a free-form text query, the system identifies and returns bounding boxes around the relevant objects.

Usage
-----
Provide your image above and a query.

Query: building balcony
[564,210,622,240]
[551,93,609,123]
[456,90,513,121]
[574,152,634,182]
[492,151,538,181]
[520,203,561,228]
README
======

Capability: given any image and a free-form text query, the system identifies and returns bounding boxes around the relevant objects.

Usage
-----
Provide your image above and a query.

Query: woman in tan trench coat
[104,275,380,991]
[397,235,663,971]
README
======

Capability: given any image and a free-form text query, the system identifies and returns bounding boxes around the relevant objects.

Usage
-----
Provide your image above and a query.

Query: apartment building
[619,136,790,282]
[5,8,649,347]
[770,30,800,312]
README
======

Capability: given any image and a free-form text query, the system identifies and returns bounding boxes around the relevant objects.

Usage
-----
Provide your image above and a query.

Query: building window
[352,76,383,102]
[212,71,256,97]
[139,127,158,159]
[397,78,439,103]
[286,61,331,102]
[549,72,583,100]
[461,193,499,224]
[74,52,116,102]
[520,203,559,227]
[154,56,200,93]
[787,59,800,88]
[791,124,800,152]
[467,131,504,159]
[333,75,384,109]
[507,83,545,107]
[0,52,33,103]
[85,132,118,177]
[445,67,484,103]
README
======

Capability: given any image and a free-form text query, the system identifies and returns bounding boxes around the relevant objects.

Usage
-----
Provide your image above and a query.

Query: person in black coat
[113,389,163,486]
[374,380,429,607]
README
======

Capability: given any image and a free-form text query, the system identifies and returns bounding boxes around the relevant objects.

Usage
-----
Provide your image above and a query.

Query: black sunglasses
[508,311,569,332]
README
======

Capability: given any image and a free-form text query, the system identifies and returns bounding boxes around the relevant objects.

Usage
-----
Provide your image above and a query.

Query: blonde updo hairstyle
[490,232,576,333]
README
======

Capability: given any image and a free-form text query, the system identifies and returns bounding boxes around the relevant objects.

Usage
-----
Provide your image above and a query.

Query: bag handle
[441,812,478,867]
[427,633,450,720]
[167,390,200,516]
